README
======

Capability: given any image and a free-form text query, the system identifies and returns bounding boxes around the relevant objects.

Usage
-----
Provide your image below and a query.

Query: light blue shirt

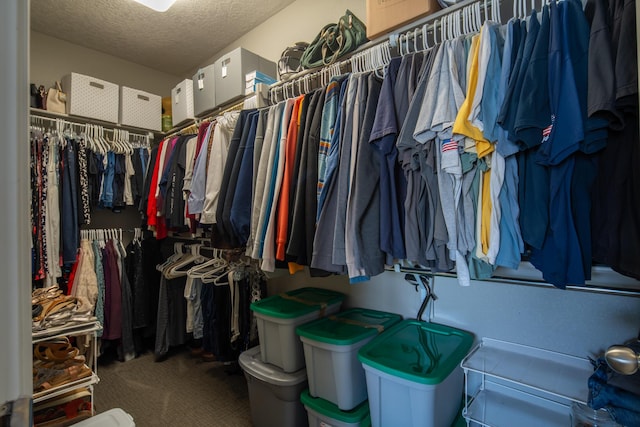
[187,124,214,214]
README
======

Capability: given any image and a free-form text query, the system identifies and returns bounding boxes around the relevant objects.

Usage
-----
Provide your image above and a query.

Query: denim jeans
[589,357,640,427]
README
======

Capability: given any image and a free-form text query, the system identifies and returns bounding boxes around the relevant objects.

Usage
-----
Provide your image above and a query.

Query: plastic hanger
[449,13,455,40]
[201,262,232,285]
[421,24,429,50]
[433,19,438,45]
[440,15,446,42]
[97,126,109,154]
[164,252,202,279]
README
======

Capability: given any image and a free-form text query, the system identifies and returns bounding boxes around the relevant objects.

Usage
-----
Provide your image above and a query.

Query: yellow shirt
[452,32,495,159]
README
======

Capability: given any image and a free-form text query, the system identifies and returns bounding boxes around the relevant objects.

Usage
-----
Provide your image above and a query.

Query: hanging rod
[30,108,154,137]
[163,98,247,139]
[384,263,640,297]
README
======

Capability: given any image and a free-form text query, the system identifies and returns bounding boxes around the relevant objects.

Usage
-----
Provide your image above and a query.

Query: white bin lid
[239,345,307,386]
[71,408,135,426]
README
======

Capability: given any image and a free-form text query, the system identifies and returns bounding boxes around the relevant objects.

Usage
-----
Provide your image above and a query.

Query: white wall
[31,31,180,97]
[267,270,640,360]
[188,0,367,77]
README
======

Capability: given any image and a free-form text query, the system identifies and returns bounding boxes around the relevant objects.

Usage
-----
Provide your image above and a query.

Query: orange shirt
[276,96,304,261]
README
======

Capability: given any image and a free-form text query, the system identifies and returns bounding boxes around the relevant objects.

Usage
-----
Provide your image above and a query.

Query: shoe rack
[32,320,102,420]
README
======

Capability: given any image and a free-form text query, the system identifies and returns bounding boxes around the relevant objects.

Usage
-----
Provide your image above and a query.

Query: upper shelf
[33,319,102,343]
[461,338,593,404]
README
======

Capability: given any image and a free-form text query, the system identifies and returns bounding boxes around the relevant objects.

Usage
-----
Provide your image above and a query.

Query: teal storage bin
[296,308,402,410]
[250,287,345,372]
[301,389,371,427]
[358,320,473,427]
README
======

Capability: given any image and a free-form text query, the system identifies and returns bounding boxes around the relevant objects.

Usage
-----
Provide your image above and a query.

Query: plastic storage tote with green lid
[251,287,345,319]
[296,308,402,346]
[300,389,371,427]
[296,308,402,410]
[250,287,345,372]
[357,320,473,427]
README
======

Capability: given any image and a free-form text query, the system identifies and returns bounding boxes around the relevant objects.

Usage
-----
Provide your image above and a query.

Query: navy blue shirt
[514,6,551,149]
[370,57,407,261]
[230,111,259,246]
[530,0,587,288]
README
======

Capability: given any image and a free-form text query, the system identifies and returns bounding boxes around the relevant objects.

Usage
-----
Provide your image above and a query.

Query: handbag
[46,81,67,114]
[278,41,309,81]
[30,84,40,109]
[300,10,368,70]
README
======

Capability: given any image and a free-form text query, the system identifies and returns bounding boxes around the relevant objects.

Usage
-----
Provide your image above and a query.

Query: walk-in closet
[1,0,640,425]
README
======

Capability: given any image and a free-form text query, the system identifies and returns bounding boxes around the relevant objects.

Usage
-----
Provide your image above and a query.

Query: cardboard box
[366,0,441,40]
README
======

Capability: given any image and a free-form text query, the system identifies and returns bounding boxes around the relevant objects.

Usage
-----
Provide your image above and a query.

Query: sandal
[34,339,86,372]
[34,338,79,363]
[34,364,92,394]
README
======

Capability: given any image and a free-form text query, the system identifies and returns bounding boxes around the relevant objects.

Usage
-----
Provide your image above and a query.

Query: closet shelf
[465,381,570,427]
[33,319,102,343]
[30,107,158,135]
[461,338,592,402]
[33,372,99,404]
[461,338,594,426]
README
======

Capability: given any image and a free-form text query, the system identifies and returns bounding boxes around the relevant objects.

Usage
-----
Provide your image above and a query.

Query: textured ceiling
[30,0,295,76]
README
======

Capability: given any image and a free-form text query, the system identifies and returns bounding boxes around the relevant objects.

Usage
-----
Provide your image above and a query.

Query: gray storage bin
[192,63,216,117]
[296,309,401,411]
[239,346,308,427]
[301,389,371,427]
[214,47,276,107]
[250,288,345,373]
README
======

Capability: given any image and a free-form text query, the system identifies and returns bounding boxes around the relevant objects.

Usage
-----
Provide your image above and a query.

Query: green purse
[300,9,368,70]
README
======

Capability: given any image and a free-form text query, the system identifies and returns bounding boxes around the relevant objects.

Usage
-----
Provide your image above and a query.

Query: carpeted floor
[94,347,252,426]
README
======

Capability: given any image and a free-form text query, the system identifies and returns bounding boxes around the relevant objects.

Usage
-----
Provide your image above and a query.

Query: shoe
[201,352,216,362]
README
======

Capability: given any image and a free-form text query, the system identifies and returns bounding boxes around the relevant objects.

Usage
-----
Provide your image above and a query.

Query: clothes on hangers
[60,229,142,359]
[136,0,638,288]
[30,121,150,286]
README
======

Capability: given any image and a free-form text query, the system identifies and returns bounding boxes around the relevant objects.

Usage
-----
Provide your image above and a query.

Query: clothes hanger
[187,256,227,278]
[449,13,455,40]
[444,14,449,41]
[164,252,201,279]
[164,243,208,278]
[421,24,429,50]
[96,126,108,154]
[201,262,231,285]
[433,19,439,45]
[193,260,229,282]
[156,243,185,272]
